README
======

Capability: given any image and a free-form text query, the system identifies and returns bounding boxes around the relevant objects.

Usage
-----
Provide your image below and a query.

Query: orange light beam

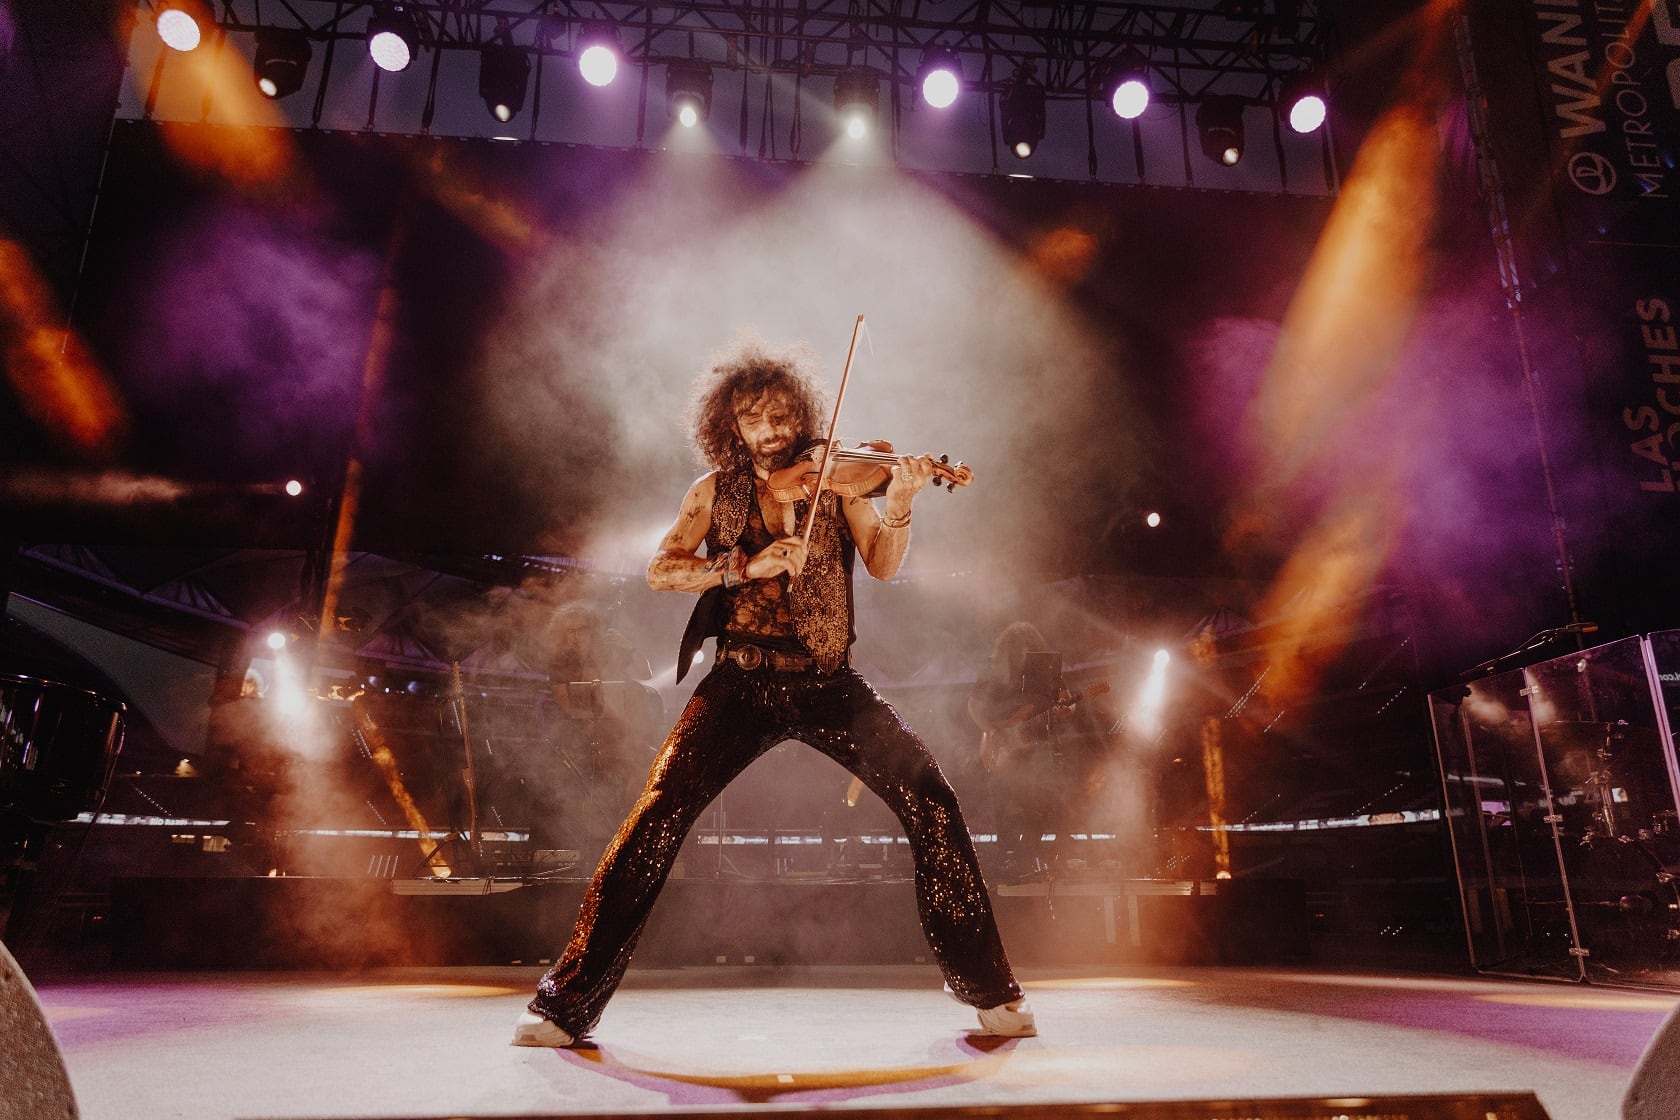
[0,240,128,455]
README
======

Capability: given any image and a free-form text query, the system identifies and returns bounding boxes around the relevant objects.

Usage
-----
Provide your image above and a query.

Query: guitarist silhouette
[968,623,1108,882]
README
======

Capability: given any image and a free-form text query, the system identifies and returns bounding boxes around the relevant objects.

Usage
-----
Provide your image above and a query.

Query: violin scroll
[932,454,973,493]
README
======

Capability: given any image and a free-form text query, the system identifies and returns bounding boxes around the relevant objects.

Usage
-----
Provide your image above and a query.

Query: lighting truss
[170,0,1328,109]
[132,0,1337,191]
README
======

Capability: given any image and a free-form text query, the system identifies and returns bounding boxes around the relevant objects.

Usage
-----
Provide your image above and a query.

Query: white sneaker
[944,983,1037,1037]
[974,997,1037,1037]
[511,1011,576,1047]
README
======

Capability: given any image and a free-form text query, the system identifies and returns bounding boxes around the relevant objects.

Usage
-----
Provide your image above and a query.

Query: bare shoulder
[660,471,718,553]
[687,471,719,503]
[677,471,719,518]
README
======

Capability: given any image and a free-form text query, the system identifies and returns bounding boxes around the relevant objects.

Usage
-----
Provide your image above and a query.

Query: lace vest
[706,465,855,672]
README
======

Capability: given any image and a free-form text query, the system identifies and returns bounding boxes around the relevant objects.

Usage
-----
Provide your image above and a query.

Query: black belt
[718,640,816,673]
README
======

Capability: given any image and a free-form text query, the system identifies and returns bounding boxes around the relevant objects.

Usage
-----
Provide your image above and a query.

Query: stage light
[666,58,712,128]
[366,5,419,73]
[536,13,566,47]
[917,47,963,109]
[999,71,1046,159]
[1145,510,1161,528]
[1132,647,1172,738]
[253,27,311,99]
[266,631,288,651]
[834,67,880,139]
[478,41,530,122]
[1197,95,1246,165]
[577,22,620,87]
[1104,49,1151,120]
[1279,69,1327,134]
[156,0,208,52]
[284,479,304,497]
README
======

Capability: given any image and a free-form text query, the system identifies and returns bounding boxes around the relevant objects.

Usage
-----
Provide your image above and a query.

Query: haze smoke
[475,156,1146,583]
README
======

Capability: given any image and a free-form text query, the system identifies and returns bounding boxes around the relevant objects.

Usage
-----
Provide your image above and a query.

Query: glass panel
[1530,637,1680,979]
[1433,666,1580,979]
[1433,634,1680,988]
[1644,629,1680,834]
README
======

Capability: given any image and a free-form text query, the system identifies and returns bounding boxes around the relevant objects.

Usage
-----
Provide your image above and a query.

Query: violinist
[515,336,1033,1046]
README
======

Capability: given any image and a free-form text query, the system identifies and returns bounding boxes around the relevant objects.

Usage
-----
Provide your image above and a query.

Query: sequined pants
[529,661,1022,1037]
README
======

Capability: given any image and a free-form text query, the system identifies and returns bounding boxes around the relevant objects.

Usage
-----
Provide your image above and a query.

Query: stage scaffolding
[122,0,1340,193]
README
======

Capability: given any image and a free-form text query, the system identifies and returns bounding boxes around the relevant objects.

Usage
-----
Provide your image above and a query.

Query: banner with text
[1518,0,1680,622]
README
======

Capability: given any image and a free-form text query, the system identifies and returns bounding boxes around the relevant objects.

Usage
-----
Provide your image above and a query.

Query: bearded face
[732,389,804,474]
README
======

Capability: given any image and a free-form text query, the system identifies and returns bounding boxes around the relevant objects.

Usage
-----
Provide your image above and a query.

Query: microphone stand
[1462,622,1599,679]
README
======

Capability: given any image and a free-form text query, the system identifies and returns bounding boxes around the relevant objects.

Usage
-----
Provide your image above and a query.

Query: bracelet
[706,547,744,588]
[715,550,742,591]
[879,510,912,529]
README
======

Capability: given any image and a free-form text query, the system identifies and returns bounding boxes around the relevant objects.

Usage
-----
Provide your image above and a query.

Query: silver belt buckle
[734,645,763,670]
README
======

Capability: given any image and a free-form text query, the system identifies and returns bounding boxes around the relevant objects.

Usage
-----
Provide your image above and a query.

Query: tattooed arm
[647,474,722,593]
[647,472,808,592]
[847,453,934,580]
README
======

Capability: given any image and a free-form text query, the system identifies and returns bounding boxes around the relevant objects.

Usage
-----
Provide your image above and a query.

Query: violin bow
[797,314,866,551]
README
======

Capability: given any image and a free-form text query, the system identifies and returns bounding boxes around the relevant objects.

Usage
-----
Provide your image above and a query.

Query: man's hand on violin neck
[885,454,935,502]
[745,536,807,580]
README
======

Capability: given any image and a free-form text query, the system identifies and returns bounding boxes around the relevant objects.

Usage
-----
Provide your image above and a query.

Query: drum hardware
[406,665,484,881]
[2,674,127,948]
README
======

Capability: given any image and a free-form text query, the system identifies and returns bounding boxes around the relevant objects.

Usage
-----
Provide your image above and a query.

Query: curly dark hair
[687,338,828,472]
[987,621,1048,680]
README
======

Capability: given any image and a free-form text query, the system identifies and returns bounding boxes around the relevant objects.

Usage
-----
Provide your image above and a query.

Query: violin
[767,440,973,503]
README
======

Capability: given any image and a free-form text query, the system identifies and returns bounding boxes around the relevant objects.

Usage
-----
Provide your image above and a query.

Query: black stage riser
[106,876,1308,971]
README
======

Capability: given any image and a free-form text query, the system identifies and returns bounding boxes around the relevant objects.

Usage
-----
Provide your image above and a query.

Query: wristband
[708,546,744,588]
[879,510,912,529]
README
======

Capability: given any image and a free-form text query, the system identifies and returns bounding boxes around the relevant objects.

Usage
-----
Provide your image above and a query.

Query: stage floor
[32,963,1675,1120]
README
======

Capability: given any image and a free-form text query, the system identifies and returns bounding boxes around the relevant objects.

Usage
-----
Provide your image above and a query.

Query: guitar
[975,680,1110,773]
